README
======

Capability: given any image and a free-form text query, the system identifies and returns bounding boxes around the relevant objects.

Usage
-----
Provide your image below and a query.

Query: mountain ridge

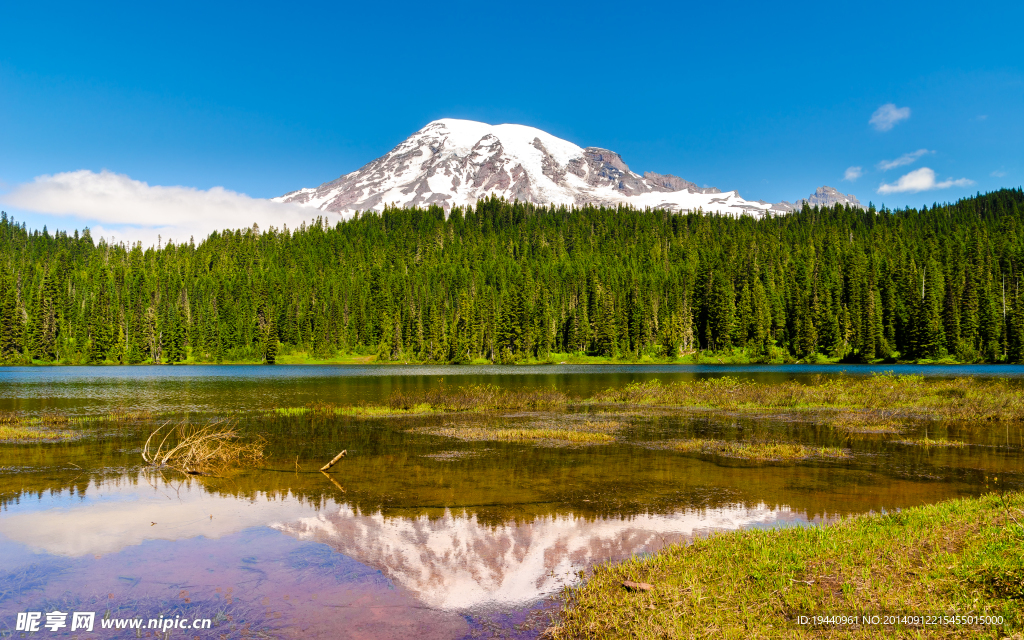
[275,119,861,216]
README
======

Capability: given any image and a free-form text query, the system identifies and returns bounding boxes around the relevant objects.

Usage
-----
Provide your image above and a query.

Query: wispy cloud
[869,103,911,132]
[1,170,332,247]
[877,149,933,171]
[992,170,1007,178]
[843,166,863,182]
[877,167,974,194]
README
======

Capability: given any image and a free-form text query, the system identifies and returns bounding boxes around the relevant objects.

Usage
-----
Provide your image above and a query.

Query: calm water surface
[1,365,1022,638]
[3,363,1024,414]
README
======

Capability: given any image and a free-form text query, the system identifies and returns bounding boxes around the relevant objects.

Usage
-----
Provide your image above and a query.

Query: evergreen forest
[1,187,1023,366]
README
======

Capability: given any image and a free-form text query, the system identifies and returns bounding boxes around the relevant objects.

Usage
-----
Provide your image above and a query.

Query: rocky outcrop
[771,187,864,213]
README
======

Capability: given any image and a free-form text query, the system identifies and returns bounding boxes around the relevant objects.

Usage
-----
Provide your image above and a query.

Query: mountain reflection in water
[272,503,804,610]
[0,474,810,618]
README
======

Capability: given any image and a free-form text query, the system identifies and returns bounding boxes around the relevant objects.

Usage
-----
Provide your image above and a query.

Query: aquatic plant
[387,384,568,412]
[423,426,615,445]
[0,424,76,442]
[590,375,1024,425]
[670,438,850,462]
[895,436,967,448]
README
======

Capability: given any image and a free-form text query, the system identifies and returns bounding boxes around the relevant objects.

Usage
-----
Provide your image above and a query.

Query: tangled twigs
[142,420,265,474]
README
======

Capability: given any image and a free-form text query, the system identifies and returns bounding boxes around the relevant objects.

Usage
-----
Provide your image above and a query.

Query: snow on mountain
[272,503,799,610]
[774,186,864,212]
[274,119,784,217]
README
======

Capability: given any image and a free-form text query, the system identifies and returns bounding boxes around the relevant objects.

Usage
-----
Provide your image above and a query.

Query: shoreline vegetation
[9,375,1019,452]
[266,375,1024,426]
[3,189,1024,368]
[548,491,1024,639]
[0,349,989,366]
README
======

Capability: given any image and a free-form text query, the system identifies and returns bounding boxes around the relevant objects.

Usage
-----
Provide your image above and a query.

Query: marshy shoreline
[547,491,1024,639]
[3,373,1023,638]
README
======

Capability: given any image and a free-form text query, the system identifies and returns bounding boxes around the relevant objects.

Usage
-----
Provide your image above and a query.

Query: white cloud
[877,149,932,171]
[843,166,863,181]
[877,167,974,194]
[1,170,335,247]
[869,103,911,131]
[992,170,1007,178]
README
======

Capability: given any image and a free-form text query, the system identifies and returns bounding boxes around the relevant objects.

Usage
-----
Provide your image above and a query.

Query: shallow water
[3,363,1024,415]
[1,366,1022,638]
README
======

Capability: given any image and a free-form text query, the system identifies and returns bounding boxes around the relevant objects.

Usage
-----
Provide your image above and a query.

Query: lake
[1,365,1022,638]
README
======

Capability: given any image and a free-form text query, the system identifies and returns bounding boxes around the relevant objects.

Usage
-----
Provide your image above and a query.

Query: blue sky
[1,0,1021,243]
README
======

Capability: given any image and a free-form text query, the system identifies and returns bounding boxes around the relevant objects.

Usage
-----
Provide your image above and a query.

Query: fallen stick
[319,450,347,472]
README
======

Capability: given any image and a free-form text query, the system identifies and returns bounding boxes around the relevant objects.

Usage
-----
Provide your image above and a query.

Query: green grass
[589,375,1024,425]
[273,351,377,365]
[270,384,568,418]
[551,492,1024,639]
[271,401,436,418]
[0,410,155,442]
[896,436,968,448]
[422,426,616,445]
[268,375,1024,431]
[0,424,77,442]
[671,438,851,462]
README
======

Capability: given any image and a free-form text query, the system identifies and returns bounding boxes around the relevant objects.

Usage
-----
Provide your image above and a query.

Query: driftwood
[319,450,347,472]
[622,580,654,592]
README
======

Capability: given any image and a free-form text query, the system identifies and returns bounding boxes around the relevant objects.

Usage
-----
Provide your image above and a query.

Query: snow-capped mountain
[774,186,863,212]
[273,503,798,610]
[275,119,796,217]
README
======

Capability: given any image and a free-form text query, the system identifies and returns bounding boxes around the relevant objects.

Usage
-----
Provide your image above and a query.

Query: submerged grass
[670,438,851,462]
[551,491,1024,639]
[0,424,77,442]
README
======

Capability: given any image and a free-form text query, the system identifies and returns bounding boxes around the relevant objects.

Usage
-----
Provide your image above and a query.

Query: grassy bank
[550,492,1024,639]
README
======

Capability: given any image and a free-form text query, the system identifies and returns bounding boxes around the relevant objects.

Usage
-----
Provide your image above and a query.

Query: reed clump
[896,436,967,448]
[670,438,850,462]
[142,421,265,473]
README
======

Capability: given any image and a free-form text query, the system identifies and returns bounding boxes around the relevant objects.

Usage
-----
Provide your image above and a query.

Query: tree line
[1,187,1023,365]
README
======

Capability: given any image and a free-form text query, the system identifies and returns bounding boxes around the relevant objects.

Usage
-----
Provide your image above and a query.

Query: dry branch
[320,450,347,472]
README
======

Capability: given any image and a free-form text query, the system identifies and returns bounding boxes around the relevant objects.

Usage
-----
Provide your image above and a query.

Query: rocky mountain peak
[274,119,779,218]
